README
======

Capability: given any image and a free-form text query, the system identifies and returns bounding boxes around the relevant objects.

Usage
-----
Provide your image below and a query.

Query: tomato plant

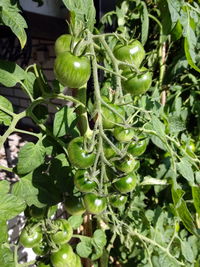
[1,0,200,266]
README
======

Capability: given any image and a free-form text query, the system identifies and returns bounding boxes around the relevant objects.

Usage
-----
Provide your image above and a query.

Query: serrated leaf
[177,158,194,184]
[76,239,92,258]
[12,172,44,208]
[0,96,13,126]
[53,106,79,137]
[1,0,27,48]
[0,60,25,87]
[68,215,83,229]
[168,116,185,134]
[17,142,45,175]
[192,186,200,216]
[171,187,199,236]
[151,136,166,150]
[181,240,194,263]
[0,180,10,194]
[0,193,25,220]
[0,244,15,267]
[93,230,107,248]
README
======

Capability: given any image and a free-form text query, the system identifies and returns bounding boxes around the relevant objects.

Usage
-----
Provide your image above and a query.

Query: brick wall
[0,37,67,127]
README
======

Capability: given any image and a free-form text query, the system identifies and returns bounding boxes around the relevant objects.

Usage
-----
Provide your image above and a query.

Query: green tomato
[113,127,135,142]
[75,254,82,267]
[20,226,43,248]
[109,195,127,208]
[29,205,46,219]
[83,193,107,214]
[50,219,73,245]
[54,52,91,88]
[64,196,86,216]
[54,34,80,56]
[50,244,75,267]
[128,136,148,156]
[115,155,140,173]
[102,101,125,129]
[114,173,138,193]
[32,240,49,256]
[74,170,97,193]
[67,137,95,169]
[113,40,145,69]
[103,141,116,159]
[122,67,152,96]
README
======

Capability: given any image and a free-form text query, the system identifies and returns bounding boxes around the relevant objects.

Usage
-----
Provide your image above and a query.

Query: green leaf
[0,244,15,267]
[53,106,79,137]
[168,116,185,134]
[0,221,8,244]
[92,229,107,248]
[184,37,200,73]
[76,238,92,258]
[192,186,200,216]
[17,142,46,175]
[177,158,194,185]
[181,240,194,263]
[62,0,96,32]
[0,193,25,220]
[12,172,44,208]
[140,2,149,45]
[171,187,199,236]
[68,215,83,229]
[0,180,10,194]
[0,0,27,48]
[0,60,25,87]
[0,96,13,126]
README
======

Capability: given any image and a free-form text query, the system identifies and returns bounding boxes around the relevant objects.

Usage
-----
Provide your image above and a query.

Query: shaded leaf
[0,96,13,126]
[17,142,46,175]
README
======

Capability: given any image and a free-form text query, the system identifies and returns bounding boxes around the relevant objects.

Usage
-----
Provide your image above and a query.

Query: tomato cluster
[54,34,91,89]
[19,212,82,267]
[113,39,152,96]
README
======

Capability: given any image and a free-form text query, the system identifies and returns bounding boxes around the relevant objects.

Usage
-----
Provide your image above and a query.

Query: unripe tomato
[74,169,97,193]
[37,262,51,267]
[50,244,75,267]
[67,137,95,169]
[50,219,73,245]
[32,240,49,256]
[20,226,43,248]
[54,34,80,56]
[122,67,152,96]
[83,193,107,214]
[113,127,135,142]
[102,102,125,129]
[75,254,82,267]
[113,40,145,69]
[128,135,148,156]
[115,155,140,173]
[109,195,127,208]
[64,196,86,216]
[54,52,91,88]
[114,173,138,193]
